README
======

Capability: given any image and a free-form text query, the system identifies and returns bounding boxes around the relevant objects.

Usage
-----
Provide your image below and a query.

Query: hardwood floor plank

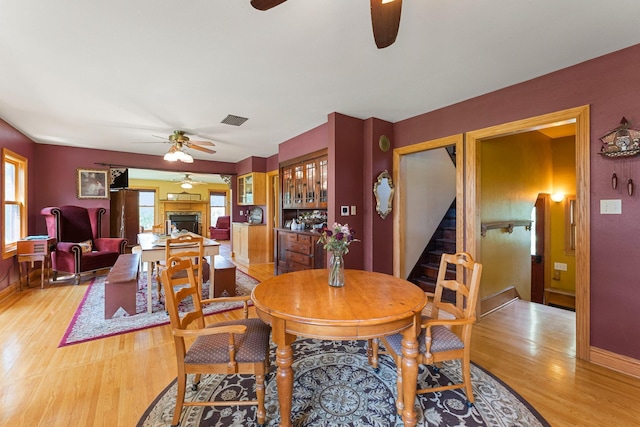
[1,242,639,426]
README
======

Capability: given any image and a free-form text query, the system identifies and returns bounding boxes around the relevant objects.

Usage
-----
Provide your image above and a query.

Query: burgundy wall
[0,119,37,288]
[278,123,328,163]
[363,118,394,273]
[33,144,236,237]
[328,113,365,270]
[393,44,640,360]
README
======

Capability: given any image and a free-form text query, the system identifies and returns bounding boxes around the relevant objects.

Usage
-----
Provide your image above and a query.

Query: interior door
[530,195,546,304]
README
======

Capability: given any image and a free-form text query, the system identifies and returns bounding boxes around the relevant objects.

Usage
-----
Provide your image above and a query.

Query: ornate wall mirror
[374,170,394,219]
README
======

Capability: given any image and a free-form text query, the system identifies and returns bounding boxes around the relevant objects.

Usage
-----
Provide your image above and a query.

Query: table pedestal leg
[401,327,419,427]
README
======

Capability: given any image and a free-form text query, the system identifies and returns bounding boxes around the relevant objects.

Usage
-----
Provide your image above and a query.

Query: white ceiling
[2,0,640,164]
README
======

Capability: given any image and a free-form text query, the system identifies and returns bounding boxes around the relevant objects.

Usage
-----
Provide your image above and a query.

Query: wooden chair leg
[256,364,266,426]
[172,373,187,427]
[462,357,474,404]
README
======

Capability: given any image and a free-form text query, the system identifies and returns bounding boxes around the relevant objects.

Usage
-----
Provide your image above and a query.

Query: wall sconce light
[550,193,565,203]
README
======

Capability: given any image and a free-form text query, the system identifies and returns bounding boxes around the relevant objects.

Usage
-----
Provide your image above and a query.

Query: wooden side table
[17,237,56,290]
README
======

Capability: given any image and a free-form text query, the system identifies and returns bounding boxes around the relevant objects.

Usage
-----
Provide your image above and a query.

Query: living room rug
[137,339,550,427]
[59,269,259,347]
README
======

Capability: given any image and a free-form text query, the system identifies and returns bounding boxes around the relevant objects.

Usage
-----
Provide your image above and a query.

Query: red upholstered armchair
[209,215,231,240]
[41,206,127,285]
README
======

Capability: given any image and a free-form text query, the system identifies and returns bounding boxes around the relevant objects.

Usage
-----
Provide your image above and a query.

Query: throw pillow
[78,240,93,253]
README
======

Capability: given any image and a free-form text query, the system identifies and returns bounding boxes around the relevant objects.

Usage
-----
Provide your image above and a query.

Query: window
[210,192,226,226]
[138,190,156,231]
[2,149,27,258]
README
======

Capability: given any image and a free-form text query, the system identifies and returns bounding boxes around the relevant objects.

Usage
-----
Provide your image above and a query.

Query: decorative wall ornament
[599,117,640,158]
[220,174,233,187]
[373,170,394,219]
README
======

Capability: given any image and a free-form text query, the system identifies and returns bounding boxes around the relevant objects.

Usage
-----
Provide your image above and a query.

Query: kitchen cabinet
[281,151,327,210]
[237,172,266,206]
[232,222,268,264]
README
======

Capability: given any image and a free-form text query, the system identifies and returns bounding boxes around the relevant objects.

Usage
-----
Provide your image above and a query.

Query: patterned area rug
[138,339,550,427]
[59,269,259,347]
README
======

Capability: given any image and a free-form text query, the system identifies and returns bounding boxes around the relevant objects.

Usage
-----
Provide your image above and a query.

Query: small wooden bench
[105,252,140,319]
[544,287,575,310]
[213,255,236,298]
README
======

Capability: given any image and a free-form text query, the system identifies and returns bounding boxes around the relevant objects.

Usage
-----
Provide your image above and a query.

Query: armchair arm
[93,237,127,253]
[56,242,83,254]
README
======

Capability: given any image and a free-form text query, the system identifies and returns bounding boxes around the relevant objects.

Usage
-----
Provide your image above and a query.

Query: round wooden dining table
[251,268,427,427]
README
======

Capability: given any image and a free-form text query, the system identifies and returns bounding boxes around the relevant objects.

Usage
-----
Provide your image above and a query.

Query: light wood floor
[1,243,639,426]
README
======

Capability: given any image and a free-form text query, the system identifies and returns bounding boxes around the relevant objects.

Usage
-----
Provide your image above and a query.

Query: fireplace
[170,214,199,234]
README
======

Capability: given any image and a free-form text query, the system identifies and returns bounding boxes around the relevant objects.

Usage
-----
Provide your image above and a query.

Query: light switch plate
[600,199,622,214]
[351,206,356,215]
[341,206,349,216]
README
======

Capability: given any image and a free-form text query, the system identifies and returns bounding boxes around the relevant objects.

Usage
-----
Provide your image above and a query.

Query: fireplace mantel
[159,200,209,236]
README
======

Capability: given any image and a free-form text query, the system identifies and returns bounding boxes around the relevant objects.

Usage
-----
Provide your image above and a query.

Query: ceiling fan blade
[250,0,287,11]
[189,140,215,147]
[370,0,402,49]
[187,144,216,154]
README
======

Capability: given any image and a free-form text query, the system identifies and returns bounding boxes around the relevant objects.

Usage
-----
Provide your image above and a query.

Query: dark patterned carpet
[138,339,550,426]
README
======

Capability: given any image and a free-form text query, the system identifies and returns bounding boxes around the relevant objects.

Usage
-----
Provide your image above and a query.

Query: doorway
[465,105,590,360]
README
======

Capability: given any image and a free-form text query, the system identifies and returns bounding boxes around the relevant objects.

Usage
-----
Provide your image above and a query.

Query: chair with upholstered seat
[377,252,482,412]
[209,215,230,240]
[41,206,127,285]
[160,257,271,427]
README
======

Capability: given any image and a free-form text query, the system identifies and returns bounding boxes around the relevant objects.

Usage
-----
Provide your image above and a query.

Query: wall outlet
[239,210,243,216]
[554,262,568,271]
[341,206,349,216]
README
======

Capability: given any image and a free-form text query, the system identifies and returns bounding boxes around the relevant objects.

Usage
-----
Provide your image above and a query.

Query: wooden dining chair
[157,234,205,300]
[160,257,271,427]
[376,252,482,413]
[151,223,165,234]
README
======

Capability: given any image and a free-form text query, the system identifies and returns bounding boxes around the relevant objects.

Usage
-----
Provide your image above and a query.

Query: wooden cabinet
[275,229,326,274]
[232,222,268,264]
[110,189,139,247]
[237,172,266,206]
[281,152,327,210]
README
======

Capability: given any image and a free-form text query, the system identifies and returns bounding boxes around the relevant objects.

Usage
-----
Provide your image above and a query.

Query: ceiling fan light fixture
[164,146,179,161]
[181,151,194,163]
[181,182,193,189]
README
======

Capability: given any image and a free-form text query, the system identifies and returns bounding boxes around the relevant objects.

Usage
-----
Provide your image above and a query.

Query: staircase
[407,200,457,296]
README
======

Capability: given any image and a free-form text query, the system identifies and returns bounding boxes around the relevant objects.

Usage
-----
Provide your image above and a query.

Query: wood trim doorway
[392,134,464,279]
[465,105,590,361]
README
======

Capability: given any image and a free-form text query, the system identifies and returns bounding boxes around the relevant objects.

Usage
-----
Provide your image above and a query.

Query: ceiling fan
[136,130,217,163]
[174,174,205,189]
[250,0,402,49]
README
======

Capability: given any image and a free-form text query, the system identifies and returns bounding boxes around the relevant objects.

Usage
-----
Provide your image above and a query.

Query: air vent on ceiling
[221,114,249,126]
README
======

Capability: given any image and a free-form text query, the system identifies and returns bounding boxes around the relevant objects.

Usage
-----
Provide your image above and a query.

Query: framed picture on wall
[76,168,109,199]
